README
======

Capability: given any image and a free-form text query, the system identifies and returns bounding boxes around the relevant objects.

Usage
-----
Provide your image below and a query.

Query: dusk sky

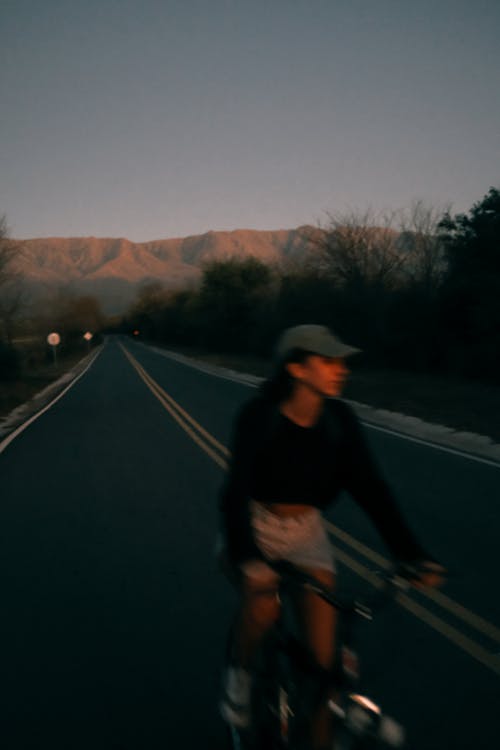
[1,0,499,242]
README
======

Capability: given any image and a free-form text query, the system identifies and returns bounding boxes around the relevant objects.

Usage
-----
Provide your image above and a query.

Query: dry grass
[343,368,500,442]
[0,349,88,421]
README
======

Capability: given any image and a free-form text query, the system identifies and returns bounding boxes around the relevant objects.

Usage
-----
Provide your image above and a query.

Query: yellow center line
[325,521,500,646]
[332,546,500,676]
[120,344,228,469]
[120,342,500,675]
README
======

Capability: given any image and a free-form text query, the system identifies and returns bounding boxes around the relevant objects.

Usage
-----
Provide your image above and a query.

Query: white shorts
[249,501,336,574]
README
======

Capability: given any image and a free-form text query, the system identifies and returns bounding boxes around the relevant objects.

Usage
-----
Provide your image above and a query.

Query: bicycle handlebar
[267,559,435,618]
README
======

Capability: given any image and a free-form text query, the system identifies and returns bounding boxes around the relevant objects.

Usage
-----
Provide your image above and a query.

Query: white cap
[275,324,361,361]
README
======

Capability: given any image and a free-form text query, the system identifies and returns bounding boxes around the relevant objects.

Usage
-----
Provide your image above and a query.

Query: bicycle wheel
[331,700,407,750]
[220,625,253,750]
[224,722,249,750]
[250,633,295,749]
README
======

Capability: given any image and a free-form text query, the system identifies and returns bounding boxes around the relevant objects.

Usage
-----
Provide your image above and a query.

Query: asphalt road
[1,336,499,750]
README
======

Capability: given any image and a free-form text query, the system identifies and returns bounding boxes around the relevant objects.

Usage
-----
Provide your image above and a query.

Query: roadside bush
[0,342,21,381]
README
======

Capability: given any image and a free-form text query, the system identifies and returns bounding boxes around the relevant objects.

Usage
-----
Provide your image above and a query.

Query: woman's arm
[219,399,266,565]
[335,400,427,563]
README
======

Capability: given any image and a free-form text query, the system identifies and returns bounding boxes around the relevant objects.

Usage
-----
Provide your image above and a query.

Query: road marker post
[47,332,61,366]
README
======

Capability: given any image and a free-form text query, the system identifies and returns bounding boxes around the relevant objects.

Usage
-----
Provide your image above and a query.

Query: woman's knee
[244,592,280,629]
[240,570,280,629]
[297,567,337,671]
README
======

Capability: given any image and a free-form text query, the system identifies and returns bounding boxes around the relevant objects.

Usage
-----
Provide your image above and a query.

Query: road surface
[1,337,499,749]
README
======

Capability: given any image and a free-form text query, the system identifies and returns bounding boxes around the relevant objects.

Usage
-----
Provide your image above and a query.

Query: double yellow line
[325,528,500,675]
[121,344,229,470]
[121,343,500,676]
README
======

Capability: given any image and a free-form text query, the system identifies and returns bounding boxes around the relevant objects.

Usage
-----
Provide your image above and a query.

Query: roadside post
[83,331,93,352]
[47,332,61,366]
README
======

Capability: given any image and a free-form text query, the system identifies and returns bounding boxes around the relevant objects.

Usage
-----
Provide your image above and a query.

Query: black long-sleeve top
[219,395,425,565]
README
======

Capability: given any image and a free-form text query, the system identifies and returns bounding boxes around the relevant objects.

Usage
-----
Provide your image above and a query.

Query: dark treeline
[120,188,500,384]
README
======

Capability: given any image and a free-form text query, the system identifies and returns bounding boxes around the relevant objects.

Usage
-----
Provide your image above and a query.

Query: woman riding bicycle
[218,324,444,750]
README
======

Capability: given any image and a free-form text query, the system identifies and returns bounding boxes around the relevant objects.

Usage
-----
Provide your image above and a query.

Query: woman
[218,324,444,748]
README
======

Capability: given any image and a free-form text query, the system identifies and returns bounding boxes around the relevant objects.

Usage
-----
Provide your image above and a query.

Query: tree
[38,287,105,348]
[370,201,450,372]
[0,214,26,344]
[0,215,18,284]
[303,210,412,361]
[397,200,448,296]
[127,281,168,339]
[438,187,500,379]
[64,294,105,335]
[195,257,274,352]
[439,187,500,279]
[0,283,26,345]
[307,209,406,292]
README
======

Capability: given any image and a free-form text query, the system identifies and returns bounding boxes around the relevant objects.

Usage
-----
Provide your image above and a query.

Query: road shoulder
[0,346,103,445]
[3,339,499,465]
[144,344,500,465]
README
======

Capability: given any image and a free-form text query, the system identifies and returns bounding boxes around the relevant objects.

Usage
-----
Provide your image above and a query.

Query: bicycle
[223,559,429,750]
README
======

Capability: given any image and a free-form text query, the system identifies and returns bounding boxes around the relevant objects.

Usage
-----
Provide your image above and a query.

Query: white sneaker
[219,666,252,729]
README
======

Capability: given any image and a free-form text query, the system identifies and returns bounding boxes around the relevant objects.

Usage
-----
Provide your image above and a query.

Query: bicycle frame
[226,560,408,750]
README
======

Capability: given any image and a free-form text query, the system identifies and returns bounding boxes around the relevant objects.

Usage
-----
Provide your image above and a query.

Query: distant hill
[14,227,316,314]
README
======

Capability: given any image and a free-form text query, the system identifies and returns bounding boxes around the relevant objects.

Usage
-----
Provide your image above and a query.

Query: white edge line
[0,348,103,455]
[136,341,262,386]
[360,420,500,469]
[136,341,500,470]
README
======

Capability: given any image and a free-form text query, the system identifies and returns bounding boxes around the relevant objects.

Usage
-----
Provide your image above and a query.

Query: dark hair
[259,347,311,404]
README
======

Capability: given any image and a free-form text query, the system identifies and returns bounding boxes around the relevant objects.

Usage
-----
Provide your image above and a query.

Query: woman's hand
[410,560,447,589]
[395,559,446,589]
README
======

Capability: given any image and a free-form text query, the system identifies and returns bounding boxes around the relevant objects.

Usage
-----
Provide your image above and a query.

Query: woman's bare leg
[232,564,281,668]
[293,567,337,750]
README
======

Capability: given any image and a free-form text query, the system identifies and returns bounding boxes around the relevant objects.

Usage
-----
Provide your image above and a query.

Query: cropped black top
[219,395,425,565]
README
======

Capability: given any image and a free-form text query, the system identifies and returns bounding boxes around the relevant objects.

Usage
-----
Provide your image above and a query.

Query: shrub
[0,342,21,381]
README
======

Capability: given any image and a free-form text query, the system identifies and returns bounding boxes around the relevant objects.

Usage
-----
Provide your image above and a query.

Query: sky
[1,0,499,242]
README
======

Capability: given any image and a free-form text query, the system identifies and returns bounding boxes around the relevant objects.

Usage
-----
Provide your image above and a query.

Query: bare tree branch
[0,215,27,343]
[396,200,449,294]
[307,208,406,290]
[0,215,25,284]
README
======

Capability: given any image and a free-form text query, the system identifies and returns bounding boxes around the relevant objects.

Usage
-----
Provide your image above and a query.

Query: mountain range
[13,227,315,314]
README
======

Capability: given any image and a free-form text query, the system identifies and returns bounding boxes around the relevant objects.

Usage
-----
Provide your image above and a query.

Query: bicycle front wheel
[250,634,295,749]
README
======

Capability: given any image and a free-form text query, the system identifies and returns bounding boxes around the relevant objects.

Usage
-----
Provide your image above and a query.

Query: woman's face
[287,354,350,398]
